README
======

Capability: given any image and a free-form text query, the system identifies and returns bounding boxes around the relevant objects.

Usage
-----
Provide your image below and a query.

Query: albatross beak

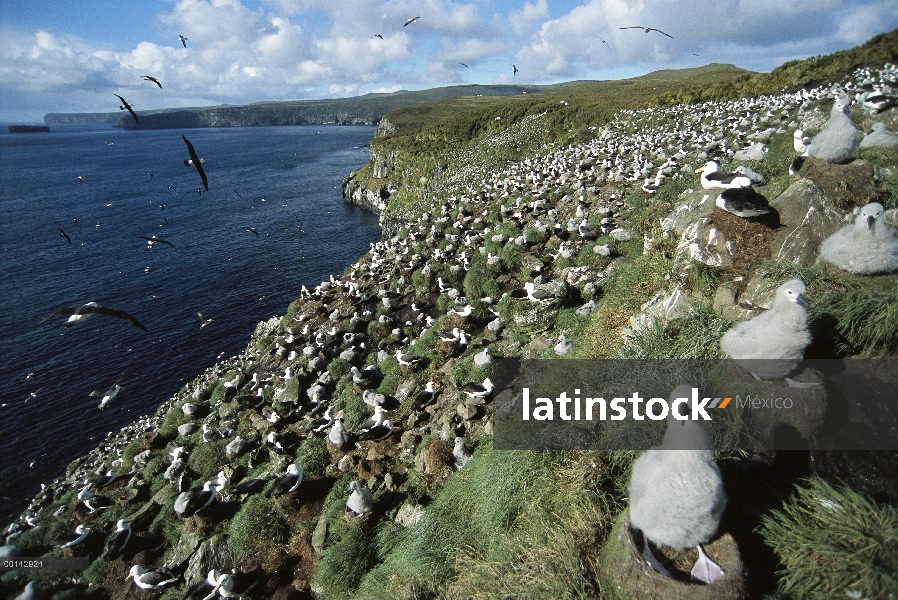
[866,216,875,230]
[694,165,705,173]
[796,293,809,309]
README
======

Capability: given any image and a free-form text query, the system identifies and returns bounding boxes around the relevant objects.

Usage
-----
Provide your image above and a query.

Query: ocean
[0,124,381,523]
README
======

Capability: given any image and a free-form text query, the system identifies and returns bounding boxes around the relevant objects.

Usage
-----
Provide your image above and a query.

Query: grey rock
[177,422,199,437]
[770,178,843,266]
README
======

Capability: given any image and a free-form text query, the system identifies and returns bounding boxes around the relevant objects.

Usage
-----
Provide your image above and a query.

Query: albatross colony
[5,60,898,597]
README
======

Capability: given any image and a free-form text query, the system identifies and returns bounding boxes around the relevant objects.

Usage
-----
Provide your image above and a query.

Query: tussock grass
[584,253,674,358]
[760,478,898,600]
[295,437,330,477]
[186,439,227,481]
[228,495,288,558]
[613,304,732,359]
[814,281,898,356]
[352,442,615,599]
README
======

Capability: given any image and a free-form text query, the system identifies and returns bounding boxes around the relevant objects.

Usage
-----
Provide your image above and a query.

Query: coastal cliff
[7,31,898,600]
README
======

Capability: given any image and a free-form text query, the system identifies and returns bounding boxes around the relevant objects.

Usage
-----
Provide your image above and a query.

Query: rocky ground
[3,61,898,600]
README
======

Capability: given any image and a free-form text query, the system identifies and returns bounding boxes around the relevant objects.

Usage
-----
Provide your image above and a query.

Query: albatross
[58,228,71,244]
[403,16,421,26]
[695,161,753,190]
[50,524,90,548]
[619,26,673,38]
[141,76,162,88]
[136,235,175,249]
[103,520,131,561]
[38,302,147,331]
[90,373,128,410]
[266,464,302,498]
[182,135,208,191]
[178,35,188,48]
[114,94,139,124]
[127,564,179,590]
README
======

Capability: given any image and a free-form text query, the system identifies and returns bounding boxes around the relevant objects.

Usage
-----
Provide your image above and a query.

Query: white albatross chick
[820,202,898,275]
[719,279,815,388]
[346,481,374,516]
[628,384,726,584]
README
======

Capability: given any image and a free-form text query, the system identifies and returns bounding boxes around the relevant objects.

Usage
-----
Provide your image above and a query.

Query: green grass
[347,442,616,599]
[760,478,898,600]
[612,304,733,359]
[295,437,331,477]
[228,495,288,558]
[814,281,898,356]
[186,439,228,481]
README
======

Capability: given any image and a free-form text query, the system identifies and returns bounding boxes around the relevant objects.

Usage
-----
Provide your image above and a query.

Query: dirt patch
[800,158,878,210]
[708,209,785,291]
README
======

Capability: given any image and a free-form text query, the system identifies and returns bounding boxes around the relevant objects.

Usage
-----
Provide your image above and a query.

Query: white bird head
[778,279,809,309]
[858,202,885,231]
[286,463,300,476]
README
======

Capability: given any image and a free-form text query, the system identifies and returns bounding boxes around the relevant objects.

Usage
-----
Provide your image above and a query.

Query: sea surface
[0,124,380,523]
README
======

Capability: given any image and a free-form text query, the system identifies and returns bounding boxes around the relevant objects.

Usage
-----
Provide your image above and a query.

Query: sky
[1,0,896,122]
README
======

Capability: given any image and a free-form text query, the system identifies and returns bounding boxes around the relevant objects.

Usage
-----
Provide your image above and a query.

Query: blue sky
[1,0,896,121]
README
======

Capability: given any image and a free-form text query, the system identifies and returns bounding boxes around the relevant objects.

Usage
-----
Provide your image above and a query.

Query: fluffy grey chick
[820,202,898,275]
[719,279,812,386]
[453,437,473,469]
[859,122,898,149]
[805,97,857,163]
[346,481,374,516]
[628,384,726,584]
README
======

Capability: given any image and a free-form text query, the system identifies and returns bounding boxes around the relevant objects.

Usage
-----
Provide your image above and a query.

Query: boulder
[673,217,735,269]
[769,178,843,266]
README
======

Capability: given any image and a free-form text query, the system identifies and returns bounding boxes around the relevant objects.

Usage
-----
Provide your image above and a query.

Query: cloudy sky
[1,0,896,122]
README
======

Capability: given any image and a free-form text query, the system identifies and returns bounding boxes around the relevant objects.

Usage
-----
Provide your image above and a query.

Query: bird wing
[649,28,674,38]
[37,307,81,328]
[143,76,162,88]
[619,26,641,30]
[246,228,259,236]
[91,306,148,331]
[58,228,71,243]
[114,94,139,124]
[156,237,175,248]
[182,135,208,190]
[233,189,242,198]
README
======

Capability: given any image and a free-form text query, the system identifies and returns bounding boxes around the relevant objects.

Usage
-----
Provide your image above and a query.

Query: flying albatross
[58,228,71,244]
[619,26,673,38]
[90,373,128,410]
[141,76,162,88]
[136,235,175,249]
[182,135,208,191]
[403,16,421,26]
[38,302,147,331]
[178,35,188,47]
[113,94,139,124]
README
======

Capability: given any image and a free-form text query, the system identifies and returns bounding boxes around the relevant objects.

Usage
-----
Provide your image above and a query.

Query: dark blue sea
[0,124,380,523]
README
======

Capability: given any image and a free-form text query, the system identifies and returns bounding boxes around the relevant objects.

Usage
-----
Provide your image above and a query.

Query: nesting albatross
[820,202,898,274]
[628,384,727,583]
[719,279,814,386]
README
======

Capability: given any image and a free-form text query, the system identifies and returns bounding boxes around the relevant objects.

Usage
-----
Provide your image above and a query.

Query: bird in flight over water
[58,228,71,244]
[38,302,147,331]
[513,65,518,76]
[114,94,139,124]
[142,76,162,88]
[619,26,673,38]
[182,135,208,191]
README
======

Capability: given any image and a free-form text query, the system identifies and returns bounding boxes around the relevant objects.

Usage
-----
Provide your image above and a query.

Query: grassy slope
[315,28,898,599]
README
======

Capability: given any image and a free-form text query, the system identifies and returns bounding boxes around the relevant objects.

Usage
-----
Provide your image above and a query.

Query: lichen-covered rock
[673,217,735,269]
[629,285,693,333]
[770,178,843,265]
